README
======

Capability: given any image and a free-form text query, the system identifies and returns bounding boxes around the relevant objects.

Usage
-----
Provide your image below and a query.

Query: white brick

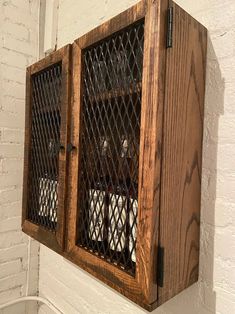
[0,202,21,220]
[214,257,235,295]
[0,158,3,174]
[1,21,29,41]
[0,230,27,249]
[3,34,37,57]
[0,188,22,206]
[0,243,28,264]
[0,260,22,279]
[214,228,235,264]
[0,111,24,129]
[1,128,24,144]
[202,142,235,173]
[1,64,26,85]
[1,79,25,100]
[0,217,22,233]
[217,144,235,171]
[3,5,38,27]
[0,286,22,305]
[176,0,234,15]
[1,96,25,114]
[4,0,30,11]
[0,272,27,293]
[0,49,29,69]
[2,302,26,314]
[212,28,235,59]
[2,158,23,173]
[196,3,235,32]
[216,289,235,314]
[215,115,235,144]
[216,171,235,201]
[0,144,24,158]
[0,0,39,310]
[0,173,23,188]
[38,305,55,314]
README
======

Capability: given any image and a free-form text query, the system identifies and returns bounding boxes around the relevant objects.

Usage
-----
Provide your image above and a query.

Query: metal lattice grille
[77,20,144,275]
[27,62,62,232]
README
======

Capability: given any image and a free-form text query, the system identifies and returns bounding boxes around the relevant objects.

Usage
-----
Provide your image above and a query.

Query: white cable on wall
[0,296,63,314]
[1,3,62,314]
[44,0,59,54]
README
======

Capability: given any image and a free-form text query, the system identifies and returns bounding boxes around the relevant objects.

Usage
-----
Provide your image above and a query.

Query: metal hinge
[167,7,173,48]
[157,246,164,287]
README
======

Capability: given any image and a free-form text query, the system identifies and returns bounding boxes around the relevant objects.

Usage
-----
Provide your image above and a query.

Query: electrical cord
[0,296,63,314]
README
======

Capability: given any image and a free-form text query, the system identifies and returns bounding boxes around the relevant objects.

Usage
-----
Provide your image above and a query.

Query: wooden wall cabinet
[22,0,207,310]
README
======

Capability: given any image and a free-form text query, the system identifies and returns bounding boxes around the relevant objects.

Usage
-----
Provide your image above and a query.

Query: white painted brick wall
[0,1,40,314]
[37,0,235,314]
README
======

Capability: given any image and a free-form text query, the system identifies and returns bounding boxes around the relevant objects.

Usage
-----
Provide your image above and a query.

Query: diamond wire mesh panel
[27,62,62,232]
[77,20,144,275]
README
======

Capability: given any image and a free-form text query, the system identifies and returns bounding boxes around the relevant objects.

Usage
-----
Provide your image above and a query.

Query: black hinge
[167,7,173,48]
[157,246,164,287]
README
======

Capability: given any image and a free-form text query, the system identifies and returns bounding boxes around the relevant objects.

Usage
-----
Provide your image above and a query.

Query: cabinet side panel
[137,0,168,304]
[158,1,207,305]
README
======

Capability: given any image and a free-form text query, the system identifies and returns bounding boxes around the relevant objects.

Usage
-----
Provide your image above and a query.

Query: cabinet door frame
[66,0,168,308]
[22,45,71,253]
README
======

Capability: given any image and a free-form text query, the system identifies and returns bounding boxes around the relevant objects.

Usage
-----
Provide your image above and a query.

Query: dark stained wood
[89,82,142,103]
[22,220,62,253]
[22,44,72,252]
[77,0,147,49]
[66,41,81,253]
[136,0,168,304]
[30,45,69,75]
[56,44,72,248]
[157,1,207,306]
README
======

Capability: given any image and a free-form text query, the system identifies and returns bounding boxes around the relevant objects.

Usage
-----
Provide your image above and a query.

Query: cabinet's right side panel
[158,1,207,305]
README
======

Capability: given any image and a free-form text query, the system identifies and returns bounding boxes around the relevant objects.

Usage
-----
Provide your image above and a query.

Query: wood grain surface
[157,0,207,306]
[136,0,168,304]
[77,0,147,49]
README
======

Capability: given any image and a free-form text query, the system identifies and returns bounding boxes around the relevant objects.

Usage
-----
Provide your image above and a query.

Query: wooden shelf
[87,81,142,103]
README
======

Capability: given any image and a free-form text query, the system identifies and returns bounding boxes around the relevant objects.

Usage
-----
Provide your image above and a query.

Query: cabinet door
[22,45,71,252]
[66,0,168,308]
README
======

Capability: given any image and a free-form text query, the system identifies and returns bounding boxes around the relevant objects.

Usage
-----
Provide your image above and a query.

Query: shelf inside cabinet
[86,82,142,103]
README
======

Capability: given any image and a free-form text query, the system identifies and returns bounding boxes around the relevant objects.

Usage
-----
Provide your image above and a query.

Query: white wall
[0,0,40,313]
[37,0,235,313]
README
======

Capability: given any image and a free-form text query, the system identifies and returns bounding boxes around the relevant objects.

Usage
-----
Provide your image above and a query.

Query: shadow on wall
[147,36,224,314]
